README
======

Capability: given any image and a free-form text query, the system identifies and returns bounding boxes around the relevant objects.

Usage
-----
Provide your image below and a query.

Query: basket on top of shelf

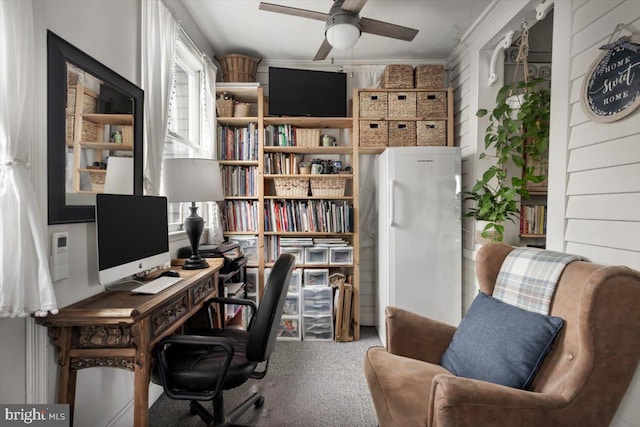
[218,54,261,82]
[216,97,234,117]
[274,176,309,197]
[382,65,414,89]
[310,176,347,197]
[233,102,251,117]
[415,65,445,89]
[295,128,320,146]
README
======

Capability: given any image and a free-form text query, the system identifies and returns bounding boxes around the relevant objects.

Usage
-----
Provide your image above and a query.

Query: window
[164,30,209,231]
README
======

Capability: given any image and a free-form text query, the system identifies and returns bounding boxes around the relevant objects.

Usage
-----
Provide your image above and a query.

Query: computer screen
[96,194,170,286]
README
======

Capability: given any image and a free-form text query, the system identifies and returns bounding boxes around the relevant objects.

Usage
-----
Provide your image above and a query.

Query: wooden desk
[36,259,223,427]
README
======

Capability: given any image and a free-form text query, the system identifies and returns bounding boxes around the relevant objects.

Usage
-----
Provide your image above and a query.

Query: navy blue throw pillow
[440,292,563,390]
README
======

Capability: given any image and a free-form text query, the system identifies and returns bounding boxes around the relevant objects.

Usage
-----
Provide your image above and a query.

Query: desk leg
[132,320,151,427]
[55,328,76,426]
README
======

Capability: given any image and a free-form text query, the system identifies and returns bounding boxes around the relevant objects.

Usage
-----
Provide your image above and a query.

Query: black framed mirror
[47,30,143,224]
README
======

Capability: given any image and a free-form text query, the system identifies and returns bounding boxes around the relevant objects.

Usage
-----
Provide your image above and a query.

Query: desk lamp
[162,158,224,270]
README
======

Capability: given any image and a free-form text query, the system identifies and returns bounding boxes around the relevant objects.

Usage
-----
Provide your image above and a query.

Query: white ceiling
[181,0,492,63]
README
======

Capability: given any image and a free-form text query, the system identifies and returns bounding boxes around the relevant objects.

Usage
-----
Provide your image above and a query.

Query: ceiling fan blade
[259,2,328,21]
[341,0,368,14]
[360,17,419,42]
[313,39,333,61]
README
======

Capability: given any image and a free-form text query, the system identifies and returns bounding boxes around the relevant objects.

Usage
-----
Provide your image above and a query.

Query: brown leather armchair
[364,243,640,427]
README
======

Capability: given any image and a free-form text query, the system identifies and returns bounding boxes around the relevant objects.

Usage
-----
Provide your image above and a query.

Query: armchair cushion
[440,292,563,389]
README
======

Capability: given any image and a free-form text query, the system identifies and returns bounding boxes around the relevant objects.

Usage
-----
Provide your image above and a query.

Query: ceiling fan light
[326,23,360,49]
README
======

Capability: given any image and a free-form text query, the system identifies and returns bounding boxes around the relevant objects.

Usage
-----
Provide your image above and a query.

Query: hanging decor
[581,24,640,122]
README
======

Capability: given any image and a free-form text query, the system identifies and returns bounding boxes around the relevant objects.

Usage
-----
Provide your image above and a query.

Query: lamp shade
[104,157,133,194]
[161,158,224,202]
[326,22,361,49]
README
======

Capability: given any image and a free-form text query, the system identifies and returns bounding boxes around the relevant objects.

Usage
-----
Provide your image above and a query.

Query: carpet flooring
[148,326,382,426]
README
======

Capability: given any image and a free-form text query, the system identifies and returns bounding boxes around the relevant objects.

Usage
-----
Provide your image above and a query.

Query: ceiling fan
[258,0,419,61]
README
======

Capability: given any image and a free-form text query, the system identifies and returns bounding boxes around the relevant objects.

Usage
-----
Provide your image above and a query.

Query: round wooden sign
[581,36,640,122]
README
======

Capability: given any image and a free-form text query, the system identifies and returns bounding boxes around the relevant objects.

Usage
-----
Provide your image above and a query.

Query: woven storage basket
[66,115,74,143]
[388,92,417,117]
[219,54,261,82]
[82,92,98,114]
[382,65,414,89]
[216,98,234,117]
[89,171,106,193]
[359,120,388,147]
[81,120,99,142]
[233,102,251,117]
[295,128,320,146]
[415,65,445,89]
[417,91,447,117]
[389,121,416,146]
[359,92,388,118]
[417,120,446,146]
[274,177,309,197]
[310,176,347,197]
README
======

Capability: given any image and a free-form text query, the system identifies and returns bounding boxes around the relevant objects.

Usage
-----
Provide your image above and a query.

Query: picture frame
[303,269,329,287]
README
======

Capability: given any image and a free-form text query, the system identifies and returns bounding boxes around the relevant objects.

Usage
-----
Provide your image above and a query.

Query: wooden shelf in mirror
[82,113,133,125]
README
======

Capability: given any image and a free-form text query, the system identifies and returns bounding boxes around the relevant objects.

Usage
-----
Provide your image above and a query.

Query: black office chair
[152,254,295,426]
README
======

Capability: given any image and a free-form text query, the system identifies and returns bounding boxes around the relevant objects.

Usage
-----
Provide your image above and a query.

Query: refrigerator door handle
[389,179,395,227]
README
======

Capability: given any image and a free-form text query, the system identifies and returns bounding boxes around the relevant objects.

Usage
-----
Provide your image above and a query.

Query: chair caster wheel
[255,396,265,408]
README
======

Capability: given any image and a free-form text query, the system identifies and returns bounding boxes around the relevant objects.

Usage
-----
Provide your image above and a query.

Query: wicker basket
[415,65,445,89]
[274,177,309,197]
[382,65,414,89]
[359,92,388,118]
[233,102,251,117]
[359,120,388,147]
[66,115,74,143]
[89,170,106,193]
[295,128,320,146]
[81,120,99,142]
[417,91,447,118]
[388,92,417,117]
[417,120,446,146]
[219,54,261,82]
[216,98,234,117]
[310,176,347,197]
[389,121,416,146]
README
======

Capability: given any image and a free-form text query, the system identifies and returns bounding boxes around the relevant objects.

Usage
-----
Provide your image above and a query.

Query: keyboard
[132,276,183,294]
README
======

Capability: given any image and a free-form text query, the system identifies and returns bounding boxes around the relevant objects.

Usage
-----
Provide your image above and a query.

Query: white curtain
[142,0,178,195]
[345,65,385,248]
[0,0,58,317]
[203,55,224,245]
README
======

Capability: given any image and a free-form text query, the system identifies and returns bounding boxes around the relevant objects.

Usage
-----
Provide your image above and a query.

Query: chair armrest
[429,374,568,427]
[386,306,457,363]
[206,297,258,329]
[155,334,234,401]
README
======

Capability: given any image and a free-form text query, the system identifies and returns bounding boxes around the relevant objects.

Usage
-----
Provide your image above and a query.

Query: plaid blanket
[493,247,586,315]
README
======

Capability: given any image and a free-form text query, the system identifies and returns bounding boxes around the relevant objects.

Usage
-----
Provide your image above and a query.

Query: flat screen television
[96,194,170,286]
[268,67,347,117]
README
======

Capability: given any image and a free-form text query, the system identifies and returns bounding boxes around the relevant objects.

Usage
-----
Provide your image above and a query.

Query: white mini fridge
[377,146,462,345]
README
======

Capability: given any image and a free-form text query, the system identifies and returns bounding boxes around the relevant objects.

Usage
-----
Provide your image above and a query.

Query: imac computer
[96,194,170,287]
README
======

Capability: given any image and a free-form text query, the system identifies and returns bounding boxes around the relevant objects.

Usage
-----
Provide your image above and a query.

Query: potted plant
[465,76,550,242]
